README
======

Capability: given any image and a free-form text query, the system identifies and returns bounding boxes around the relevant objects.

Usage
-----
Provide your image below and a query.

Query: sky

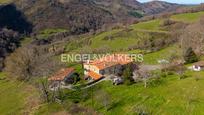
[138,0,204,4]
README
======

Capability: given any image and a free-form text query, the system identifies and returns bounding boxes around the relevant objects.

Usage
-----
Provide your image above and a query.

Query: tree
[134,68,151,88]
[95,90,112,111]
[4,46,34,80]
[123,64,133,85]
[183,47,198,64]
[0,28,20,71]
[4,45,64,80]
[180,17,204,55]
[161,18,175,26]
[38,78,50,103]
[175,65,187,80]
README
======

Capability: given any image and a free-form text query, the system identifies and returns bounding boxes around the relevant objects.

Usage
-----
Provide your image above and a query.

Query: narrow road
[81,77,106,89]
[139,65,162,71]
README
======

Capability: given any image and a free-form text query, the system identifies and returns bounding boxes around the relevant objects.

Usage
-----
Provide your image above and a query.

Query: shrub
[161,73,167,78]
[167,71,174,75]
[183,47,198,64]
[149,77,165,87]
[161,19,176,26]
[195,76,201,81]
[128,11,143,18]
[123,65,134,85]
[179,74,189,80]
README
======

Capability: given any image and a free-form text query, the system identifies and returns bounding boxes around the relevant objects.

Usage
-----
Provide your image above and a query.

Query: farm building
[83,54,133,80]
[48,68,79,87]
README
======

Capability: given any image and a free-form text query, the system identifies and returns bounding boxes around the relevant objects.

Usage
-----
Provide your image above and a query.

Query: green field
[0,0,11,4]
[130,19,165,32]
[64,18,169,53]
[171,11,204,23]
[37,28,68,39]
[90,29,139,51]
[82,71,204,115]
[0,73,39,114]
[143,44,182,64]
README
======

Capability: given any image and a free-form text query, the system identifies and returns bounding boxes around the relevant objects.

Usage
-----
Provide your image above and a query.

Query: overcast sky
[138,0,204,4]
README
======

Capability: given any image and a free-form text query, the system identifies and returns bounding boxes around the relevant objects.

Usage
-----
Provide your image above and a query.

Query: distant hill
[14,0,114,34]
[142,1,182,15]
[12,0,184,34]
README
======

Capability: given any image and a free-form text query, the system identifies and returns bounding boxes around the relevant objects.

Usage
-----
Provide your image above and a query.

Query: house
[84,54,133,80]
[48,68,79,87]
[190,61,204,71]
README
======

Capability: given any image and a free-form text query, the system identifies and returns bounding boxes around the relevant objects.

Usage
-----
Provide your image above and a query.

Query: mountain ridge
[0,0,185,34]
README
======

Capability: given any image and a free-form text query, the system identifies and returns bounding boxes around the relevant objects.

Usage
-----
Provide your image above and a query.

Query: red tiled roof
[48,68,75,81]
[84,54,133,70]
[93,62,119,70]
[88,71,102,80]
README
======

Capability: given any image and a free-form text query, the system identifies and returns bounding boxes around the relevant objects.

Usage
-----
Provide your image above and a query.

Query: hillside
[14,0,114,34]
[0,73,40,114]
[11,0,184,34]
[171,11,204,23]
[1,1,204,115]
[82,72,204,115]
[142,1,181,15]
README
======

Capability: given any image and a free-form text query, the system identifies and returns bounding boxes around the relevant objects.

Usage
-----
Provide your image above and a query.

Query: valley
[0,0,204,115]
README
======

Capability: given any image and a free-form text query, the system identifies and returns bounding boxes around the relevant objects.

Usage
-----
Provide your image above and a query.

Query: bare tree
[95,90,112,111]
[4,45,65,80]
[180,17,204,56]
[4,46,34,80]
[134,68,151,88]
[38,78,50,103]
[175,65,186,80]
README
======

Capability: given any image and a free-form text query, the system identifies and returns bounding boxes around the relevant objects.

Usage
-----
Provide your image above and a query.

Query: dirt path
[139,65,162,71]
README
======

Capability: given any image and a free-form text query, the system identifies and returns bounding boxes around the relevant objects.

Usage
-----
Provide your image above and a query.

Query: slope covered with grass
[82,71,204,115]
[90,29,139,51]
[130,19,164,32]
[0,0,11,4]
[63,17,172,54]
[144,44,182,64]
[171,11,204,23]
[0,73,39,114]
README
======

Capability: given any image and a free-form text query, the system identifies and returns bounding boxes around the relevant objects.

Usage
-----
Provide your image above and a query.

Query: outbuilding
[191,61,204,71]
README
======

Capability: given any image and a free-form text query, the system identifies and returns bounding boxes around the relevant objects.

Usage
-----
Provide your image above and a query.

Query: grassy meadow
[130,19,165,32]
[82,71,204,115]
[143,44,182,64]
[64,18,169,53]
[0,73,40,115]
[171,11,204,23]
[0,0,11,4]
